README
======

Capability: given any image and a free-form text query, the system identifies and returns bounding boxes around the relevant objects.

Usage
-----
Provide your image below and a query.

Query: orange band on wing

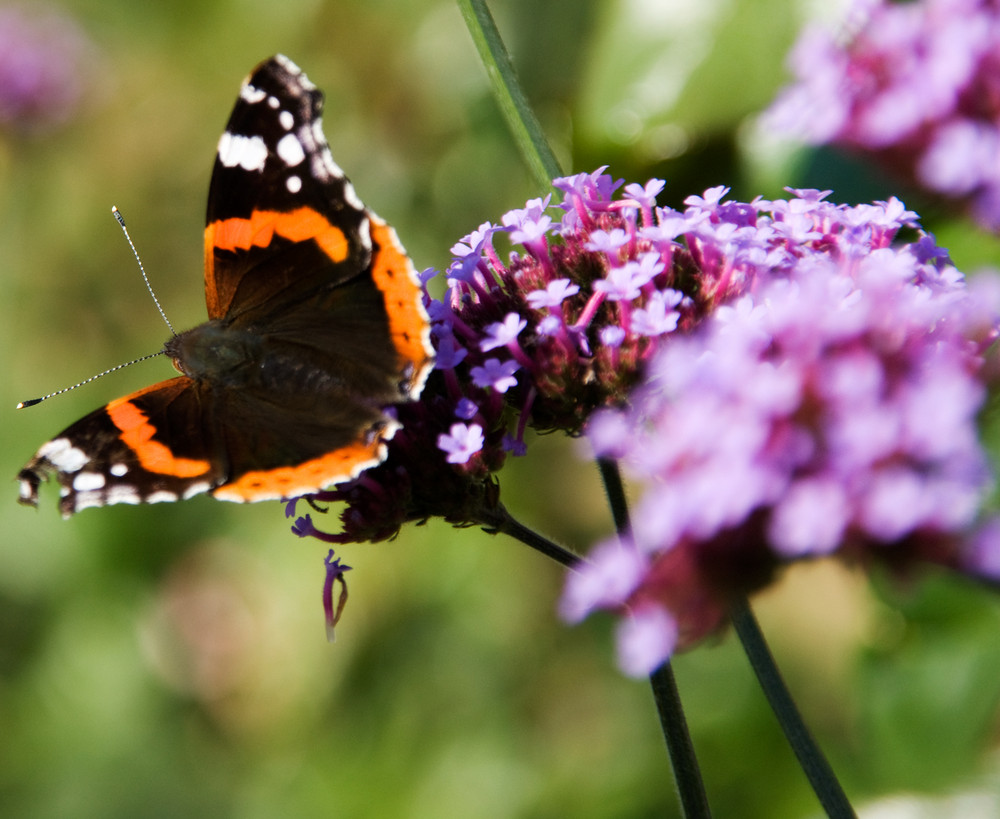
[107,392,212,478]
[208,206,350,261]
[212,439,385,502]
[205,207,350,316]
[369,216,433,386]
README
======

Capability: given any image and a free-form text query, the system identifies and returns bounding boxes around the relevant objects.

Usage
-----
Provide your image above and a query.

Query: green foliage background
[3,1,1000,816]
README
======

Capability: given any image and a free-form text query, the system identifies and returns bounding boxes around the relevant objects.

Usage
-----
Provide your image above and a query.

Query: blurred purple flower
[0,4,95,133]
[765,0,1000,230]
[566,190,1000,676]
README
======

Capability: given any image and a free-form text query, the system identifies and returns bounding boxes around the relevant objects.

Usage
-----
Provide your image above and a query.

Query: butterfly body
[18,55,433,517]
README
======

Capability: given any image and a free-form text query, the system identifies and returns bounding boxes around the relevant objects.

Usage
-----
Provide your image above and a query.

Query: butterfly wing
[204,56,373,322]
[204,56,431,394]
[18,378,225,517]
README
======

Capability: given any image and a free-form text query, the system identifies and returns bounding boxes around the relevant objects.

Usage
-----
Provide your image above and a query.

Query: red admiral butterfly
[18,55,434,517]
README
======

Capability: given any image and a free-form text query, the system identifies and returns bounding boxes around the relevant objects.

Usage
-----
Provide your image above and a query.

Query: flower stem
[456,0,563,188]
[730,597,856,819]
[456,5,707,811]
[598,457,711,819]
[649,663,714,819]
[597,456,631,532]
[486,504,581,569]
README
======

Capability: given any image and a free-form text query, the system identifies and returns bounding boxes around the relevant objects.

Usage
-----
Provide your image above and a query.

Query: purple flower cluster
[0,4,94,133]
[288,168,1000,678]
[562,189,1000,676]
[431,169,689,449]
[765,0,1000,229]
[292,170,870,545]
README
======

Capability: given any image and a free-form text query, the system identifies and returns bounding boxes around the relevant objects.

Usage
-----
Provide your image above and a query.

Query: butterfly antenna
[112,206,177,336]
[16,351,165,409]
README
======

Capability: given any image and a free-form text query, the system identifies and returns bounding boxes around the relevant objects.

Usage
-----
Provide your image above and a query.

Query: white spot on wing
[240,83,266,104]
[217,131,268,172]
[110,463,128,477]
[279,110,294,130]
[39,438,88,473]
[275,54,313,89]
[74,492,104,512]
[147,491,178,504]
[358,217,371,251]
[286,175,302,193]
[277,133,305,167]
[311,119,343,174]
[107,485,140,505]
[342,180,365,212]
[73,472,105,491]
[268,95,280,109]
[182,482,212,500]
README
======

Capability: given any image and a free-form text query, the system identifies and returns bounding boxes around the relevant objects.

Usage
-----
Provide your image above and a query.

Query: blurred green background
[3,1,1000,817]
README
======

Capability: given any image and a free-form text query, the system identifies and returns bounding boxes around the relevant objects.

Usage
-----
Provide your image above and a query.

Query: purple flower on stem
[527,279,580,309]
[470,358,520,393]
[765,0,1000,229]
[290,168,691,547]
[565,192,1000,675]
[438,422,485,464]
[480,313,528,352]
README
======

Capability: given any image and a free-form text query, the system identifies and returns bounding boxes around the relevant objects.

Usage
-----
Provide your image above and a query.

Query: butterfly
[18,54,434,517]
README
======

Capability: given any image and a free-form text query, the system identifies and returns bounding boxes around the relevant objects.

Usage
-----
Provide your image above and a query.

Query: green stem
[456,0,564,188]
[486,504,581,569]
[485,496,712,817]
[649,663,714,819]
[597,456,631,532]
[597,458,711,819]
[456,4,708,812]
[730,598,856,819]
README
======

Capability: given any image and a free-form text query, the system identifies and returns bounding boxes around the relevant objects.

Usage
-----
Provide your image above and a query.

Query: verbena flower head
[291,169,768,543]
[562,190,1000,676]
[765,0,1000,229]
[0,4,94,133]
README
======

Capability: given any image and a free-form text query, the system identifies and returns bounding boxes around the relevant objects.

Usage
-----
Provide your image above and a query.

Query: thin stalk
[598,457,711,819]
[730,598,856,819]
[485,499,710,818]
[456,0,563,188]
[485,504,581,569]
[456,4,709,813]
[649,663,713,819]
[598,456,631,532]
